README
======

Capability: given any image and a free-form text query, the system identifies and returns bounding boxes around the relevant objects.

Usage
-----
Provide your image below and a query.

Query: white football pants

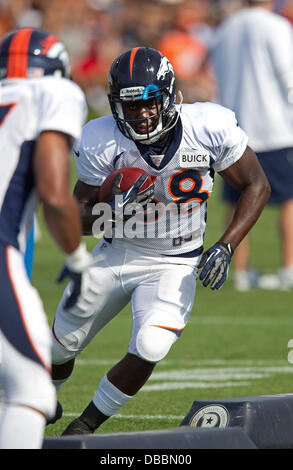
[52,239,198,364]
[0,245,56,420]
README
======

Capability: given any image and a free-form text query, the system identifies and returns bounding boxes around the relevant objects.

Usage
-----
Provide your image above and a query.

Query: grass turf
[31,167,293,438]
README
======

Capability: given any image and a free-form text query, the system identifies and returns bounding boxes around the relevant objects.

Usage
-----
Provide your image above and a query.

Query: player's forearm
[219,180,271,250]
[73,181,101,236]
[42,196,82,254]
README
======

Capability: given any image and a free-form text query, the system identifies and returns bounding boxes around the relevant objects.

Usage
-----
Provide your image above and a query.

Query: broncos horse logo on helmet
[108,47,180,144]
[0,28,71,80]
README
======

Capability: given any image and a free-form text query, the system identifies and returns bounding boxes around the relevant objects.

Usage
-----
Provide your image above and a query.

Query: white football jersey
[75,102,248,260]
[0,76,87,253]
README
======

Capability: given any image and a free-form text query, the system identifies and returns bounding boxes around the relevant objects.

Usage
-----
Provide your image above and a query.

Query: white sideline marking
[63,413,184,420]
[76,359,118,366]
[189,316,293,326]
[75,358,288,367]
[150,366,293,381]
[141,381,250,391]
[73,359,293,393]
[143,365,293,391]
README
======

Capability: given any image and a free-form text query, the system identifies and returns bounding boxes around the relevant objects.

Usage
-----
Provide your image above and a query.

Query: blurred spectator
[157,0,217,102]
[0,0,220,111]
[119,0,175,48]
[0,3,14,38]
[62,1,124,115]
[16,1,44,28]
[278,0,293,22]
[211,0,244,22]
[209,0,293,290]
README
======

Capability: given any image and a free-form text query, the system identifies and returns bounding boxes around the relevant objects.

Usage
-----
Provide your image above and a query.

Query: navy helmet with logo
[0,27,71,80]
[108,47,177,144]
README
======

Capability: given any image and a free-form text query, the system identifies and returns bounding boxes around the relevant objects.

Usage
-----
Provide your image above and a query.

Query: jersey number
[168,169,209,208]
[138,170,209,222]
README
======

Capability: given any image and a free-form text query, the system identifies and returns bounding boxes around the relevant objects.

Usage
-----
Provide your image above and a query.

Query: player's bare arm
[198,145,270,290]
[218,145,271,250]
[34,130,83,254]
[73,180,101,235]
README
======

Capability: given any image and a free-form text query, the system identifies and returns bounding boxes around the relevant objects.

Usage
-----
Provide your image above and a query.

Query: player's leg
[61,352,156,434]
[50,276,130,387]
[279,199,293,287]
[0,332,55,448]
[0,245,55,449]
[62,260,197,435]
[280,200,293,267]
[49,240,131,421]
[50,267,131,386]
[257,148,293,289]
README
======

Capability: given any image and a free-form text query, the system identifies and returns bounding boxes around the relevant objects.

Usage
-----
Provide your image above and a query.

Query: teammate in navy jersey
[0,28,98,448]
[49,47,270,435]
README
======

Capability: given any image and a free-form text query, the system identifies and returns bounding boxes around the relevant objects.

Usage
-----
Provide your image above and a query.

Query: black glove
[198,242,234,290]
[109,173,154,220]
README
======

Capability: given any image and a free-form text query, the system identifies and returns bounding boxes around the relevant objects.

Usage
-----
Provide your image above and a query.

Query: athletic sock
[93,374,133,417]
[63,375,134,435]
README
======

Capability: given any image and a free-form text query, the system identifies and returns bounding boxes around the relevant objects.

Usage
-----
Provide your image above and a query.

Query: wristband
[65,242,90,272]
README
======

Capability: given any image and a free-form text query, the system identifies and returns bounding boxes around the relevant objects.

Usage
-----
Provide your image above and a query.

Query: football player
[0,28,97,448]
[50,47,270,435]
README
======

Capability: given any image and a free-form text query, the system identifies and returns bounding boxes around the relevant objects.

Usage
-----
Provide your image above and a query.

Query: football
[99,167,153,202]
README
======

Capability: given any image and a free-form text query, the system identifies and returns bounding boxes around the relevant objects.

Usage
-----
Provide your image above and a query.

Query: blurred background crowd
[0,0,292,115]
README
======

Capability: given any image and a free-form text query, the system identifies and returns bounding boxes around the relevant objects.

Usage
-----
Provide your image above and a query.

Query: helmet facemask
[109,80,176,144]
[108,47,179,145]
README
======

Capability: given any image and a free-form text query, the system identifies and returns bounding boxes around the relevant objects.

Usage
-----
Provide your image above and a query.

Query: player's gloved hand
[198,242,234,290]
[57,242,105,310]
[109,172,154,220]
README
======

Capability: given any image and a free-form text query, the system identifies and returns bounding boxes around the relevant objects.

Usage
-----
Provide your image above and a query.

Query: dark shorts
[222,147,293,205]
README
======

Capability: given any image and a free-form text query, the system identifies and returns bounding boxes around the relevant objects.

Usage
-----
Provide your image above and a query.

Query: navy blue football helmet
[0,27,71,80]
[108,47,178,144]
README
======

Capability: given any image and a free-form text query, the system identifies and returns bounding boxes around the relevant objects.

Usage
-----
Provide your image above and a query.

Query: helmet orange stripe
[129,47,139,80]
[6,28,33,78]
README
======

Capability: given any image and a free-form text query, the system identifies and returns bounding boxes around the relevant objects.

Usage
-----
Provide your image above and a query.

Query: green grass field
[35,164,293,438]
